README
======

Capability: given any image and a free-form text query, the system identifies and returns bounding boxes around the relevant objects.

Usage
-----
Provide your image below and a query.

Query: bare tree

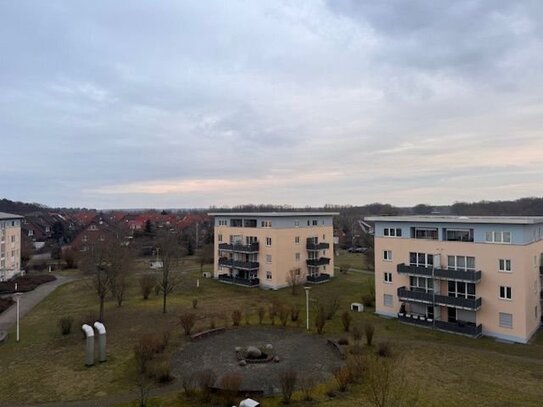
[80,240,115,322]
[286,267,305,295]
[110,245,135,307]
[155,232,184,313]
[365,354,419,407]
[139,275,157,300]
[198,244,214,273]
[134,373,153,407]
[279,368,298,404]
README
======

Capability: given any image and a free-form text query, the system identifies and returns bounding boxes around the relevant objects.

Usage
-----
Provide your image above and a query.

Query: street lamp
[304,286,311,331]
[14,291,22,343]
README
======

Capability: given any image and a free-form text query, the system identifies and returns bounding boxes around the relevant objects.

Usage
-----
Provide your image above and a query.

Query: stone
[235,346,242,352]
[273,356,280,363]
[246,346,262,359]
[239,360,247,366]
[265,344,273,350]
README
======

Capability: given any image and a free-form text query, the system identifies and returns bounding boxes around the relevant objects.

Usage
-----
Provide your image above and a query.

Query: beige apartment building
[0,212,23,282]
[367,216,543,343]
[209,212,338,290]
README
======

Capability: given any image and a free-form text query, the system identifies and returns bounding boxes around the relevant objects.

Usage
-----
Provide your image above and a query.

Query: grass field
[0,254,542,406]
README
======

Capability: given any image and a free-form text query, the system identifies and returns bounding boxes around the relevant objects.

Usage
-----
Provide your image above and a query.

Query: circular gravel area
[171,327,342,394]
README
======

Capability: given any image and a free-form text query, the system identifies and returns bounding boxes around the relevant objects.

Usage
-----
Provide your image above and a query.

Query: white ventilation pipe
[93,322,107,362]
[81,324,94,366]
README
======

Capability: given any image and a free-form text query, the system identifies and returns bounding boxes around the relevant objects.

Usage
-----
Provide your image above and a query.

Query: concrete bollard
[81,324,95,366]
[93,322,107,363]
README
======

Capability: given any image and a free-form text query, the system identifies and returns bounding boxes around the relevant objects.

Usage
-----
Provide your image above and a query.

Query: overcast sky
[1,0,543,209]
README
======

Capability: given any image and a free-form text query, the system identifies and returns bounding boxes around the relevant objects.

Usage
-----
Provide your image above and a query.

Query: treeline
[451,197,543,216]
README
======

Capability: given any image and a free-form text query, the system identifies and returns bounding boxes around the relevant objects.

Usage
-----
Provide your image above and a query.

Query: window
[266,255,272,263]
[499,259,511,272]
[447,255,475,271]
[218,219,228,226]
[294,236,300,244]
[10,236,15,243]
[445,229,473,242]
[383,294,393,307]
[448,281,476,299]
[384,228,402,237]
[383,250,392,261]
[312,219,318,226]
[261,220,272,228]
[323,234,326,240]
[230,219,243,227]
[384,272,392,283]
[266,272,272,280]
[218,234,223,242]
[409,252,434,267]
[413,228,438,240]
[499,286,512,300]
[295,253,300,261]
[486,231,512,244]
[499,312,513,329]
[294,220,300,227]
[410,276,433,293]
[266,237,272,247]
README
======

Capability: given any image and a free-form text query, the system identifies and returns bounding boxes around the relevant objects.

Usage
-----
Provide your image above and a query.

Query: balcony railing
[397,264,481,283]
[306,273,331,283]
[306,257,331,267]
[397,287,482,311]
[218,242,259,253]
[218,274,260,287]
[397,313,482,337]
[218,257,259,271]
[306,240,330,251]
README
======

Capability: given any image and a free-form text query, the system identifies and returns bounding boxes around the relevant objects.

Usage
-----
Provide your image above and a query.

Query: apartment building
[209,212,338,290]
[0,212,23,282]
[367,216,543,343]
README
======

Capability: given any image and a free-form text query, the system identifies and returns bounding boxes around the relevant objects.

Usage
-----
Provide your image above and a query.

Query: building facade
[367,216,543,343]
[209,212,338,290]
[0,212,23,282]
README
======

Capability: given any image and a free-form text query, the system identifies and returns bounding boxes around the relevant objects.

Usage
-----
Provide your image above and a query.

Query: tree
[110,245,134,307]
[80,240,115,322]
[198,244,214,273]
[286,267,305,295]
[61,248,78,269]
[156,232,184,313]
[144,220,153,236]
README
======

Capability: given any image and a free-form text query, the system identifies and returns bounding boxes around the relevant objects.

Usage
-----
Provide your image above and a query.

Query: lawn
[0,254,542,407]
[334,249,368,271]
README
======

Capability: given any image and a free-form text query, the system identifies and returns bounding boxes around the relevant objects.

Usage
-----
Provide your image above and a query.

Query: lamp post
[14,292,22,342]
[304,286,311,331]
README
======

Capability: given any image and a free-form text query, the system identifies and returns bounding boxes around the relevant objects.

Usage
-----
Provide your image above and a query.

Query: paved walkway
[0,275,77,334]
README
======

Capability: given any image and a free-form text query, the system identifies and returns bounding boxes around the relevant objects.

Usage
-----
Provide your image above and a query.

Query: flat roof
[0,212,23,220]
[365,215,543,225]
[208,212,339,217]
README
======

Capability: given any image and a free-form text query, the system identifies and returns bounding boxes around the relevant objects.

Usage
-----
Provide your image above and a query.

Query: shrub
[290,306,300,322]
[333,366,353,392]
[299,373,316,401]
[278,305,289,328]
[365,323,375,346]
[149,361,173,383]
[159,331,170,352]
[179,312,197,336]
[341,311,352,332]
[58,316,74,336]
[321,295,340,320]
[139,275,156,300]
[347,354,365,382]
[337,337,349,346]
[279,368,297,404]
[192,298,198,309]
[257,306,266,324]
[315,307,326,334]
[362,293,375,308]
[0,274,56,294]
[134,335,158,373]
[218,371,242,406]
[377,341,393,357]
[349,343,364,355]
[231,309,242,326]
[182,372,197,397]
[352,324,362,342]
[196,369,216,402]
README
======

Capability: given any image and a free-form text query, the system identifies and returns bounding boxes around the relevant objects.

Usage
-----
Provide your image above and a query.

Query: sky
[1,0,543,209]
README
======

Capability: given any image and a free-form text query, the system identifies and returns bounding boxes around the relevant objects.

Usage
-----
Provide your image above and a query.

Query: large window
[413,228,438,240]
[499,286,512,300]
[447,255,475,271]
[448,281,476,299]
[409,276,433,293]
[499,259,512,272]
[486,231,512,244]
[230,219,243,227]
[445,229,473,242]
[384,228,402,237]
[409,252,434,267]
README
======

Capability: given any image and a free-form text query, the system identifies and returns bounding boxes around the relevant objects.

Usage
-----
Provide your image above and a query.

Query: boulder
[246,346,262,359]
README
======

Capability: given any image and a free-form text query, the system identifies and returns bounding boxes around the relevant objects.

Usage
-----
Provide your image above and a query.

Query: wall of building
[0,218,22,281]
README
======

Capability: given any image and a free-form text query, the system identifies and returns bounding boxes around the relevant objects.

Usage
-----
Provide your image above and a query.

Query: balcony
[306,273,331,284]
[218,274,260,287]
[306,257,331,267]
[397,287,482,311]
[306,240,330,251]
[218,242,259,253]
[397,264,481,283]
[218,257,259,271]
[397,313,482,337]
